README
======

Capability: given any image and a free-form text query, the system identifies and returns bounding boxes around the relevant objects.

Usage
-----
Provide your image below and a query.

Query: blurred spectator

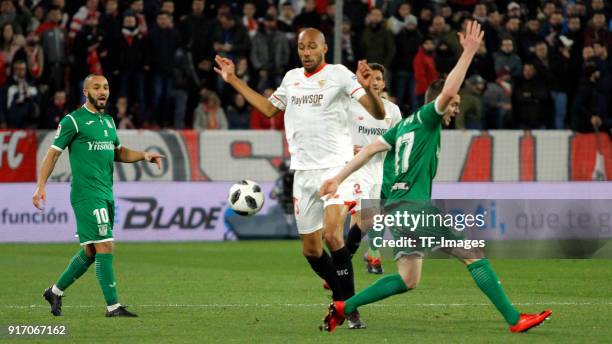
[484,8,503,56]
[242,2,259,38]
[457,74,485,129]
[585,11,612,47]
[114,96,135,129]
[28,5,44,33]
[130,0,148,36]
[472,2,487,23]
[434,40,455,75]
[483,70,513,129]
[179,0,209,49]
[0,0,31,35]
[277,2,296,41]
[429,15,459,59]
[193,89,228,130]
[37,6,65,93]
[413,37,438,106]
[150,11,180,127]
[548,40,572,129]
[503,17,521,44]
[226,93,250,129]
[387,2,415,35]
[172,47,199,129]
[593,40,611,121]
[506,2,522,20]
[251,14,290,91]
[326,17,357,71]
[68,0,99,40]
[571,63,607,132]
[251,88,284,130]
[361,8,395,71]
[24,32,43,81]
[99,0,122,96]
[494,37,522,78]
[469,40,496,82]
[393,14,420,113]
[72,14,103,104]
[212,14,251,60]
[0,60,39,128]
[520,17,541,58]
[118,12,147,121]
[43,90,66,129]
[417,7,433,35]
[513,63,549,129]
[293,0,320,31]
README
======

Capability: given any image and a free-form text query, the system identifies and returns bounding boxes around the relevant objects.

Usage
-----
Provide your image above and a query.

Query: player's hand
[32,186,46,210]
[458,20,484,56]
[319,178,339,200]
[356,60,372,89]
[144,152,165,170]
[214,55,236,82]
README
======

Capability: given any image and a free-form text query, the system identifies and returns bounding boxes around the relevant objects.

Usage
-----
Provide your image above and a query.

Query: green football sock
[367,228,383,258]
[56,248,95,291]
[468,258,520,325]
[95,253,118,306]
[344,274,409,314]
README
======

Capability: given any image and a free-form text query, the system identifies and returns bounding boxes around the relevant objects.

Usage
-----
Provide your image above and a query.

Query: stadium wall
[0,129,610,183]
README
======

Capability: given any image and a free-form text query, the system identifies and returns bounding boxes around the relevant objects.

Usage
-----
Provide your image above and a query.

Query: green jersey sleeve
[51,114,78,151]
[380,120,400,149]
[418,97,445,129]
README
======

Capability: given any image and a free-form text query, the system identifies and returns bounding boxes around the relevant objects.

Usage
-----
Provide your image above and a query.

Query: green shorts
[72,198,115,245]
[383,200,465,259]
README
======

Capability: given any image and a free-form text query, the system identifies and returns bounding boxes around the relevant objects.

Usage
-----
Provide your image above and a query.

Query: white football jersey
[348,98,402,184]
[268,64,367,170]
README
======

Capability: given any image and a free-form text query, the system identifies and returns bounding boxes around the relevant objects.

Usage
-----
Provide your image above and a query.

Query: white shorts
[293,167,357,235]
[351,169,382,213]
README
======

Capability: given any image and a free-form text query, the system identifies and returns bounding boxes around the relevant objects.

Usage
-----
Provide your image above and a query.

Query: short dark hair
[368,63,385,80]
[425,79,445,103]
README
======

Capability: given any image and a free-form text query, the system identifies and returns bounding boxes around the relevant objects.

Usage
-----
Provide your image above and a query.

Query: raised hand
[458,20,484,56]
[356,60,372,89]
[214,55,236,82]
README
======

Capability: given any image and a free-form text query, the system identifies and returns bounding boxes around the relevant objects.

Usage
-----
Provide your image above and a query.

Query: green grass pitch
[1,241,611,343]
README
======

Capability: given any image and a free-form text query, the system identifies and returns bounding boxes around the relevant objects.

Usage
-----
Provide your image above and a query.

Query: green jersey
[51,106,120,204]
[379,100,443,200]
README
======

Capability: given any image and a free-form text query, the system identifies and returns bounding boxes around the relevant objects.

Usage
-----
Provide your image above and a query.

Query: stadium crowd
[0,0,610,132]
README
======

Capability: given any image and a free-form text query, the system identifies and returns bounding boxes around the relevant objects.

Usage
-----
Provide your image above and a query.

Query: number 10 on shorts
[93,208,109,236]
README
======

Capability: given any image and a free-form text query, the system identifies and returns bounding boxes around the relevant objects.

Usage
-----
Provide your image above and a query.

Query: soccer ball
[228,180,265,216]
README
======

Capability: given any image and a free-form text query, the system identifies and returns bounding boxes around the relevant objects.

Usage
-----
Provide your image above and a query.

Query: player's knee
[322,230,344,250]
[302,246,323,258]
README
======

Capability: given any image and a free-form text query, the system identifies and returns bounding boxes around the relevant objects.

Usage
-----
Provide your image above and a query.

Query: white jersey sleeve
[337,65,366,100]
[387,101,403,126]
[268,72,289,110]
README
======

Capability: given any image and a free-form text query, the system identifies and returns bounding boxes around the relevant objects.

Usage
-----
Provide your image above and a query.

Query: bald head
[298,28,326,45]
[297,28,327,73]
[83,74,109,112]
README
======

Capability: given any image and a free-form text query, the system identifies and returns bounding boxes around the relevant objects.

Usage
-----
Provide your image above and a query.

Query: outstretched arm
[214,55,280,118]
[437,21,484,112]
[356,60,386,120]
[32,148,62,210]
[115,147,164,169]
[319,140,389,198]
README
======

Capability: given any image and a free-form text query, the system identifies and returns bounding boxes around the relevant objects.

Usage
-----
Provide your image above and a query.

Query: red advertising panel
[0,130,36,182]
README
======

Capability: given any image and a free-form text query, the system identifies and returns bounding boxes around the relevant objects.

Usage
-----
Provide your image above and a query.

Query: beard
[302,55,323,73]
[88,93,106,111]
